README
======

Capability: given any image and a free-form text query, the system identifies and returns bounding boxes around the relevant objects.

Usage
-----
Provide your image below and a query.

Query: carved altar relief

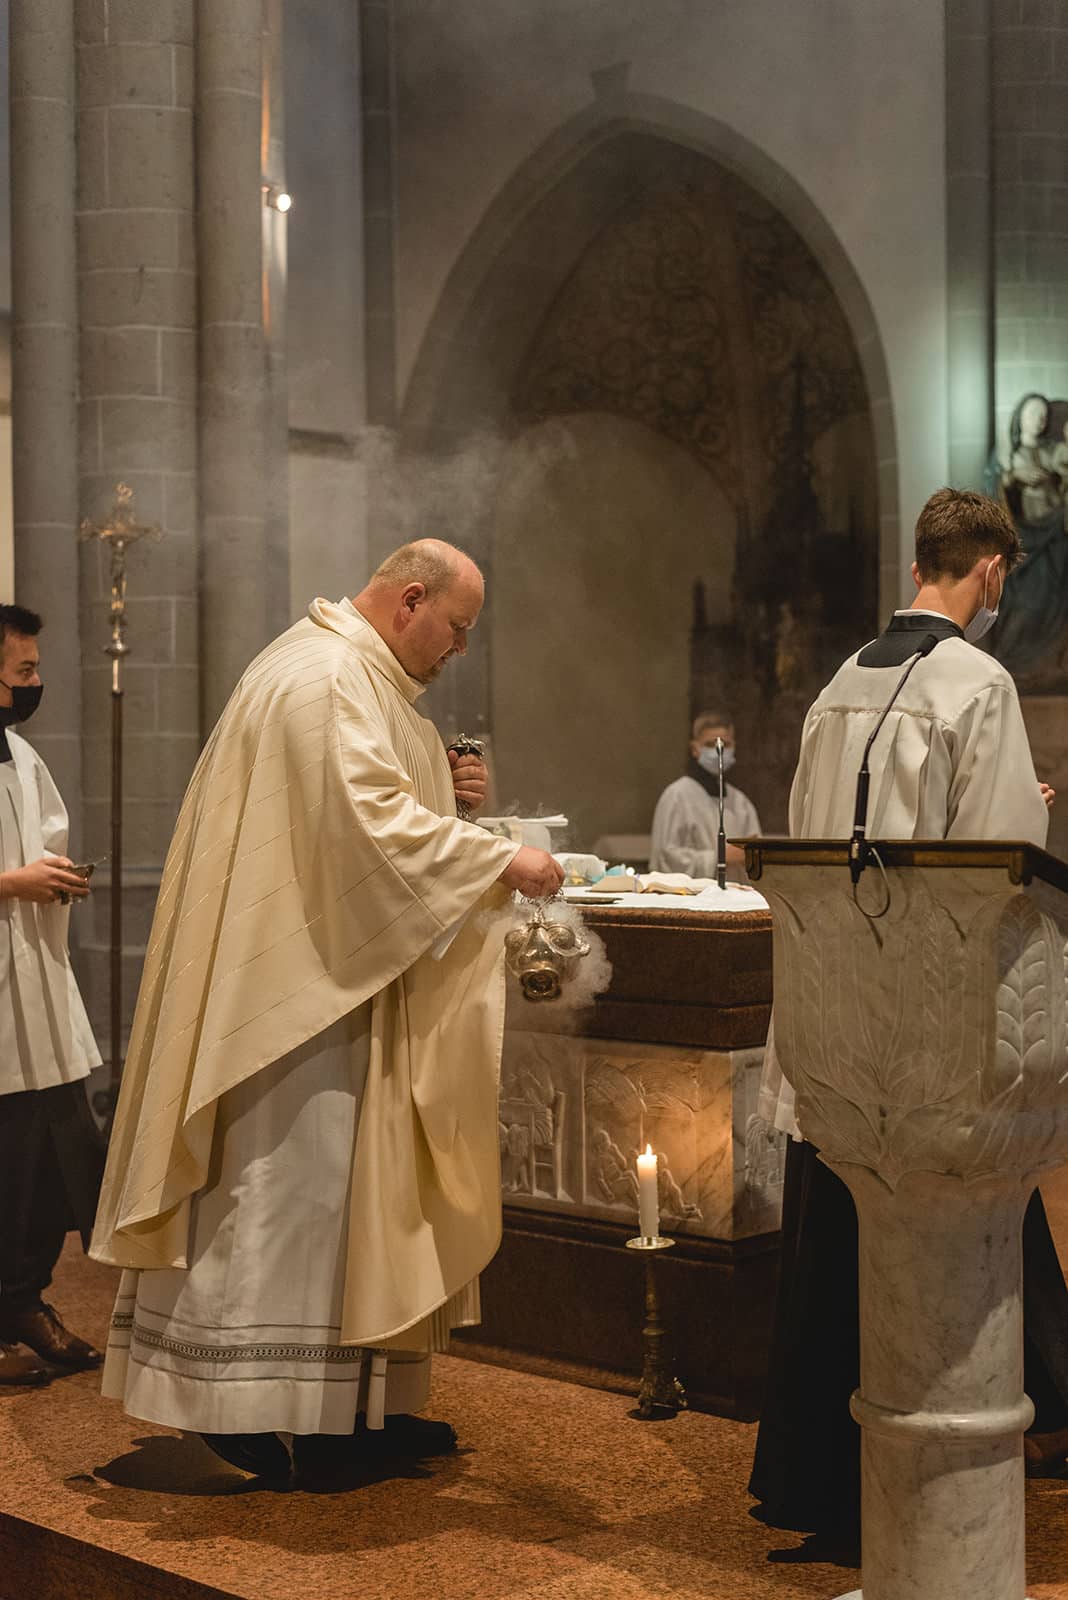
[500,1028,783,1240]
[583,1053,704,1225]
[499,1033,582,1202]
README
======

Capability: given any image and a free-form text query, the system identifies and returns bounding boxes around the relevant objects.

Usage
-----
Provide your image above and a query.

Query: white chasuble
[0,733,100,1096]
[759,627,1050,1137]
[93,598,520,1427]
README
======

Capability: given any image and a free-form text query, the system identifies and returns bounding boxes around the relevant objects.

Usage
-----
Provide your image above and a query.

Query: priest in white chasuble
[750,488,1068,1546]
[91,540,564,1483]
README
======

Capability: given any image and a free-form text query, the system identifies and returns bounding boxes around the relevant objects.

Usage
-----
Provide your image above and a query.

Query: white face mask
[963,562,1003,644]
[697,744,735,775]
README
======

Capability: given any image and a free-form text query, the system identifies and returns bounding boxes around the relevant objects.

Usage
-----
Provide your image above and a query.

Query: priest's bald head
[353,539,484,685]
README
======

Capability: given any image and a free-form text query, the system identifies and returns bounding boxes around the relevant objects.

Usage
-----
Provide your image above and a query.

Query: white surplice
[0,733,100,1096]
[102,1008,433,1434]
[758,622,1050,1137]
[649,775,761,883]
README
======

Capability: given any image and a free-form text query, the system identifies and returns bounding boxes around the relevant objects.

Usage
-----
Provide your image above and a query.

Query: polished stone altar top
[557,898,772,1051]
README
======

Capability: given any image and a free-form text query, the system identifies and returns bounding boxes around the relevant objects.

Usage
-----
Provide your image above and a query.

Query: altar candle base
[626,1235,686,1420]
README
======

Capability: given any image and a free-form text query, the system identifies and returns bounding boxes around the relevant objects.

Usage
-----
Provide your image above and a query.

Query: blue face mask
[697,744,734,775]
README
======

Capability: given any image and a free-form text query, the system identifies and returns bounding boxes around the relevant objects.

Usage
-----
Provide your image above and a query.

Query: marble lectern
[746,837,1068,1600]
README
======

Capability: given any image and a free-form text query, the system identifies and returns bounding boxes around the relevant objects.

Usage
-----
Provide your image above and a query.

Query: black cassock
[749,1139,1068,1536]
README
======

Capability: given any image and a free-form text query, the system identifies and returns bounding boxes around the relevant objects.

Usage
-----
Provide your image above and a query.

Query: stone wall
[389,0,946,583]
[992,0,1068,452]
[10,1,285,1055]
[283,0,368,614]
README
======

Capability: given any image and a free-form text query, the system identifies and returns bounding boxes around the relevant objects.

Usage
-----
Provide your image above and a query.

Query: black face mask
[0,681,44,726]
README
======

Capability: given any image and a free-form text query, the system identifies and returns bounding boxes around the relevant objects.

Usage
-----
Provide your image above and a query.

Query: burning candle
[637,1143,659,1241]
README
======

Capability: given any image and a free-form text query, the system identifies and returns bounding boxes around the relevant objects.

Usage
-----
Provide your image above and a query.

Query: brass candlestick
[626,1235,687,1420]
[79,485,161,1119]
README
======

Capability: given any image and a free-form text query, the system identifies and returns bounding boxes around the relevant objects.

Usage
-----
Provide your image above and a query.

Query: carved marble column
[751,844,1068,1600]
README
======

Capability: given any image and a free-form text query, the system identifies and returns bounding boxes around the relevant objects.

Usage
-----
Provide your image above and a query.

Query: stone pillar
[945,0,993,487]
[262,0,291,640]
[10,0,81,815]
[197,0,270,728]
[360,0,398,447]
[841,1166,1032,1600]
[74,0,200,1038]
[992,7,1068,451]
[360,0,401,636]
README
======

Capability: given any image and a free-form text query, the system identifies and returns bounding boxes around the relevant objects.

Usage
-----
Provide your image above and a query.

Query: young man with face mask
[649,711,761,883]
[750,488,1066,1548]
[0,605,104,1385]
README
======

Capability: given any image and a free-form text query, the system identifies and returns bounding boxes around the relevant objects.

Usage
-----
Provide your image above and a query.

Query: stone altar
[458,902,781,1418]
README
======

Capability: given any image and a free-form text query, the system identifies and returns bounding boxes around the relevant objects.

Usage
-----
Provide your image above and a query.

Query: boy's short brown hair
[914,488,1022,582]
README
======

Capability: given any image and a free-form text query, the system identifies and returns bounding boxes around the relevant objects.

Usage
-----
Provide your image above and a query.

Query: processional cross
[79,485,162,1119]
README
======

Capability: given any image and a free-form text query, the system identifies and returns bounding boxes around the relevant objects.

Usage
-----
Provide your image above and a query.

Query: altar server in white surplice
[0,605,104,1384]
[650,710,760,883]
[750,489,1067,1544]
[91,541,564,1484]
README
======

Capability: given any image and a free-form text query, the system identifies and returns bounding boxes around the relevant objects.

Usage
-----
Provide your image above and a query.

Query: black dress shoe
[200,1432,292,1482]
[367,1414,458,1457]
[292,1416,458,1486]
[0,1302,101,1370]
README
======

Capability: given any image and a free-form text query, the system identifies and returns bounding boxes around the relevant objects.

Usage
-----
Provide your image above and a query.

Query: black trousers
[749,1139,1068,1535]
[0,1080,104,1312]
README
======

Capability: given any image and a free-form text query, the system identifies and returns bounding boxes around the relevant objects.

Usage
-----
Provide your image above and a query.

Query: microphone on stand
[715,736,728,891]
[849,632,941,887]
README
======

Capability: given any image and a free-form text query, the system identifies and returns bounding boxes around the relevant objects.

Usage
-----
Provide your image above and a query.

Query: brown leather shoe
[0,1302,102,1371]
[0,1344,50,1386]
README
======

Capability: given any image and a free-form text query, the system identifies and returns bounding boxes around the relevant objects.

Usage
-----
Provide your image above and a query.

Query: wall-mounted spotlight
[263,185,293,213]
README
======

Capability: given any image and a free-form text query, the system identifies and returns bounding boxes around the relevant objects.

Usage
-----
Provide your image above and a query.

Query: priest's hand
[1040,782,1056,810]
[499,846,565,899]
[0,856,91,904]
[449,750,488,815]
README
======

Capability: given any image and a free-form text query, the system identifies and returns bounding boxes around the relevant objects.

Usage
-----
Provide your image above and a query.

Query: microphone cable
[849,631,941,918]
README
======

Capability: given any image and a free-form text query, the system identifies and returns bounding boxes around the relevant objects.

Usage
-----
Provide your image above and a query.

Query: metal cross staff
[79,485,161,1118]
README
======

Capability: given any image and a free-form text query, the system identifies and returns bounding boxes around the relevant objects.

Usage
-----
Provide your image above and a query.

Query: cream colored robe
[91,599,519,1346]
[759,630,1050,1136]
